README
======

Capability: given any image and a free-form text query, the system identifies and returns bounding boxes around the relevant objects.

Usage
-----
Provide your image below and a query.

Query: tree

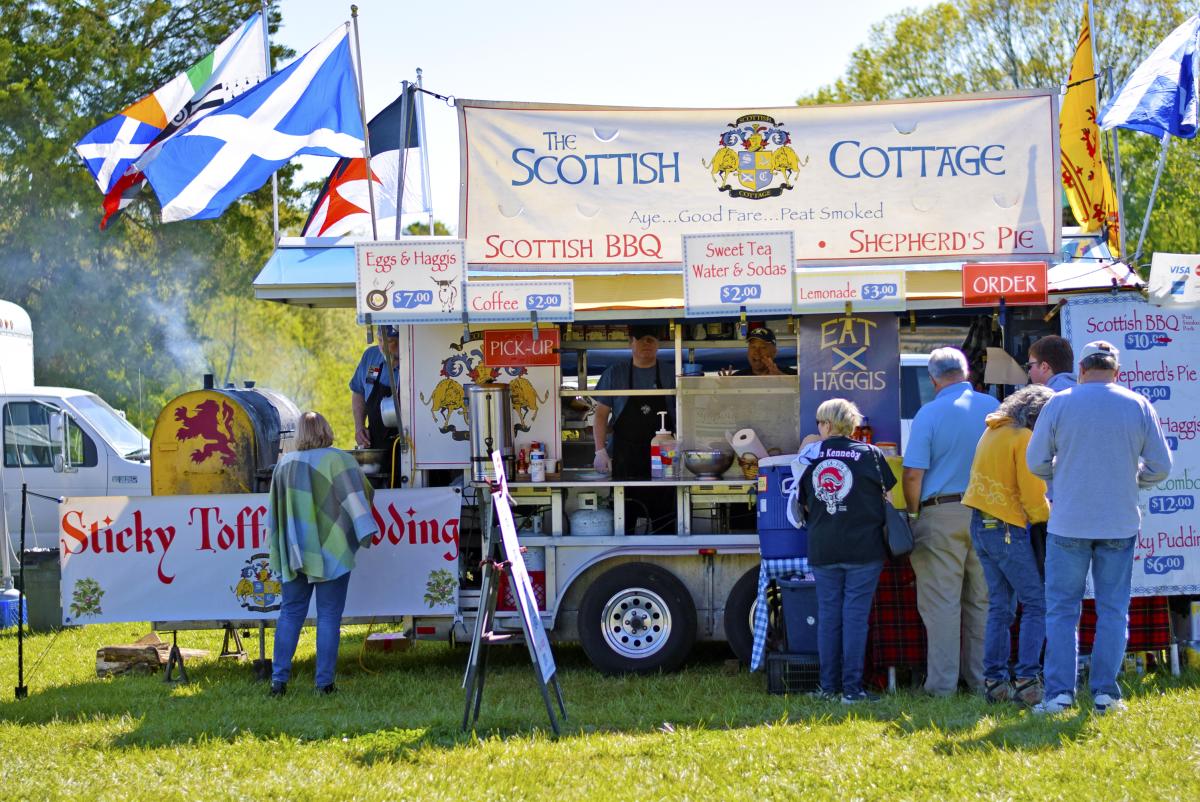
[802,0,1199,265]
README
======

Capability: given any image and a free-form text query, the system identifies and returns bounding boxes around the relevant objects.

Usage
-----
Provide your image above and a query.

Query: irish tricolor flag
[74,12,266,226]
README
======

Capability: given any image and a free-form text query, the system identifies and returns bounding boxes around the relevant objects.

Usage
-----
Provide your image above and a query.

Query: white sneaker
[1031,692,1074,714]
[1092,693,1127,715]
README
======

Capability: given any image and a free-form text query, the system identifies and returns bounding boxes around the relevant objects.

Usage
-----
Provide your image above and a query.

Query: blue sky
[277,0,933,232]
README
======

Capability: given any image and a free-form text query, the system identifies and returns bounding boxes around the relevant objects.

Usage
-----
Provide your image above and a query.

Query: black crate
[766,652,820,695]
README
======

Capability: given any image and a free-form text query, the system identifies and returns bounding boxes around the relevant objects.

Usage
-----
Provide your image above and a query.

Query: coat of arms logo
[232,553,283,613]
[702,114,808,199]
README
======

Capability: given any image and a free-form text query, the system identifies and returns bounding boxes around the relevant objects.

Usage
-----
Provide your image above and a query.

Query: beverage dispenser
[467,382,514,481]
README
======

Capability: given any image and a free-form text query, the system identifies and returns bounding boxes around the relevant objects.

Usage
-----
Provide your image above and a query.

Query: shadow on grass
[2,627,1197,759]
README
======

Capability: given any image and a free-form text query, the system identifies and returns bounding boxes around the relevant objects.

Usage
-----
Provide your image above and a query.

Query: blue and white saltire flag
[143,24,364,222]
[1098,14,1199,139]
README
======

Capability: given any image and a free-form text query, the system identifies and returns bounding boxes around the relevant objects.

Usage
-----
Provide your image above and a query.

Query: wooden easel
[462,453,567,734]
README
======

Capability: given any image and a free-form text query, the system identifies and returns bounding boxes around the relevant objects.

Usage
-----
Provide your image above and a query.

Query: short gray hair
[928,347,969,381]
[1081,352,1118,372]
[997,384,1055,430]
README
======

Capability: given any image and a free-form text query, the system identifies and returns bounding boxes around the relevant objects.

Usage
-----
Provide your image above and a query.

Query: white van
[0,300,150,555]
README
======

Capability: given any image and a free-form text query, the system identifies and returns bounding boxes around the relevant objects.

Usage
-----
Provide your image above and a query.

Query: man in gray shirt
[1026,340,1172,715]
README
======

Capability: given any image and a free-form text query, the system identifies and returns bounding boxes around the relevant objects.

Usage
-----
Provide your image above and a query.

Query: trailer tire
[724,566,783,666]
[578,563,696,675]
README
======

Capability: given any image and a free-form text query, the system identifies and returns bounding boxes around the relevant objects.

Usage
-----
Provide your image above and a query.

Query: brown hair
[295,411,334,451]
[1029,335,1074,375]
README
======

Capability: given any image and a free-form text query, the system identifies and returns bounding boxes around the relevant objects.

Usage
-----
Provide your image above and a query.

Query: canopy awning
[253,233,1142,314]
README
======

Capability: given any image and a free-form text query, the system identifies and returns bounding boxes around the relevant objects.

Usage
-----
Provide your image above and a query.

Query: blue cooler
[756,454,808,559]
[0,591,26,630]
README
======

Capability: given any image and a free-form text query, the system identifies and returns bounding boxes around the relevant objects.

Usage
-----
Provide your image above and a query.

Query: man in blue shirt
[1026,335,1077,392]
[1026,340,1171,715]
[349,325,400,450]
[902,347,999,696]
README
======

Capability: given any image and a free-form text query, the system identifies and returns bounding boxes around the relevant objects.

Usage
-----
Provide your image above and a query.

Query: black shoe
[318,683,337,695]
[269,681,287,697]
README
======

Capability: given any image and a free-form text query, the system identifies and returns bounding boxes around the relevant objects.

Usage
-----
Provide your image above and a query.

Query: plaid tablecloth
[1007,595,1173,655]
[750,557,811,672]
[865,556,926,675]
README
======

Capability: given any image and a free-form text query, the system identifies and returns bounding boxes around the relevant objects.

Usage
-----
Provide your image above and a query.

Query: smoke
[144,295,209,379]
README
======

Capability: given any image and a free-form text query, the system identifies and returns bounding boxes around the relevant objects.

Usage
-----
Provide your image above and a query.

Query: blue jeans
[812,561,883,695]
[272,572,352,687]
[1043,534,1135,700]
[969,511,1045,681]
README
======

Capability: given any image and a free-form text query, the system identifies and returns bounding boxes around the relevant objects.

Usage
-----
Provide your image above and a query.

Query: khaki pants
[909,502,989,696]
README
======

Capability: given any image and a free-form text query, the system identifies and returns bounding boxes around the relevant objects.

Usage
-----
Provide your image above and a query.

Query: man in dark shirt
[720,327,796,376]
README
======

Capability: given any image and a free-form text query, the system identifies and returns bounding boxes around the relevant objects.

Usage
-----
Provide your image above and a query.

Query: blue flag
[144,24,364,222]
[1098,14,1199,139]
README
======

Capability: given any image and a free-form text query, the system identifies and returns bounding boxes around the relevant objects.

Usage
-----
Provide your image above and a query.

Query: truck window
[3,401,53,468]
[2,402,98,468]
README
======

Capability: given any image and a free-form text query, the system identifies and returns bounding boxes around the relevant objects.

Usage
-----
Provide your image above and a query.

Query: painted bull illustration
[771,145,808,187]
[702,146,739,189]
[508,374,550,428]
[420,377,466,426]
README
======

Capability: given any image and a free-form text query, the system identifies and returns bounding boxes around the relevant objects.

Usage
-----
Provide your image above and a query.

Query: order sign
[794,269,907,313]
[466,280,574,323]
[355,238,467,324]
[682,231,794,316]
[962,261,1048,306]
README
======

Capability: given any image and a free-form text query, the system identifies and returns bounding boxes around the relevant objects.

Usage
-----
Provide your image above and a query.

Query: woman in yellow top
[962,384,1055,706]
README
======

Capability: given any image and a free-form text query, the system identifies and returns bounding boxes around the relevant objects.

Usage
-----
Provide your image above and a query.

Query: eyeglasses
[1024,360,1041,371]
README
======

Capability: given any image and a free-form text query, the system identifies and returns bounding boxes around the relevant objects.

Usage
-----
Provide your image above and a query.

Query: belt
[920,493,963,509]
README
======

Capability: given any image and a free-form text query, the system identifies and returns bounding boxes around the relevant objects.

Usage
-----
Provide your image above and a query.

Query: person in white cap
[1026,339,1172,715]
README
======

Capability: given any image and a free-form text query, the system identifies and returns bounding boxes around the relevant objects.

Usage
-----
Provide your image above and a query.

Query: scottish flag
[144,24,364,222]
[1098,14,1199,139]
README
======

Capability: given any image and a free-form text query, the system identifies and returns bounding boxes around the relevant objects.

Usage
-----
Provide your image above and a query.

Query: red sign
[482,329,560,367]
[962,261,1049,307]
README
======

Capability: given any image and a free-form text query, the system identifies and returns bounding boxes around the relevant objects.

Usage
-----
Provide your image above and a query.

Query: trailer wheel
[724,566,782,665]
[578,563,696,675]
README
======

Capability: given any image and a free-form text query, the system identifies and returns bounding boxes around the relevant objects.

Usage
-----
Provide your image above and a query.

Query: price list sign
[355,239,467,324]
[465,280,574,323]
[681,231,794,316]
[1063,294,1200,596]
[794,268,907,313]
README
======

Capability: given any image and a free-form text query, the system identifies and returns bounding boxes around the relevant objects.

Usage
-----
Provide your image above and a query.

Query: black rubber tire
[577,562,697,675]
[724,567,760,665]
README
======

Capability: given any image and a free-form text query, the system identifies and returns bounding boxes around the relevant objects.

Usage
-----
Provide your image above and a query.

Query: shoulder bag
[869,445,914,559]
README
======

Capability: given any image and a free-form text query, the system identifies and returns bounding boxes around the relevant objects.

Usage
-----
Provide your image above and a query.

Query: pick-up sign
[483,329,561,367]
[962,261,1048,307]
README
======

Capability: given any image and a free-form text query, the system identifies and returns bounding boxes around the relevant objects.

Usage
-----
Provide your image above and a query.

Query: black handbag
[870,446,914,559]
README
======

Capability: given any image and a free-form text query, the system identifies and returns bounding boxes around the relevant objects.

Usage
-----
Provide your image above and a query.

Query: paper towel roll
[727,428,769,460]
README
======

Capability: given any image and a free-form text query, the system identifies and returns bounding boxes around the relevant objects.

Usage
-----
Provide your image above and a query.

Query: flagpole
[262,1,279,243]
[1088,0,1123,256]
[1132,133,1171,268]
[395,80,410,239]
[350,6,378,240]
[416,67,435,235]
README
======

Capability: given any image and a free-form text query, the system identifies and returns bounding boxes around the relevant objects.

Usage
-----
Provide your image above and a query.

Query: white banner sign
[1148,252,1200,307]
[58,488,461,624]
[355,239,467,324]
[681,230,794,316]
[466,280,574,322]
[1062,294,1200,596]
[459,92,1060,268]
[794,268,907,313]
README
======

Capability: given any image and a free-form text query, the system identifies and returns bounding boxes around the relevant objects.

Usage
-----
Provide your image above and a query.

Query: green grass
[1,623,1198,800]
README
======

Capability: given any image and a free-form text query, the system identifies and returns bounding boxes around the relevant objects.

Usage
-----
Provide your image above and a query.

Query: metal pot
[349,448,388,473]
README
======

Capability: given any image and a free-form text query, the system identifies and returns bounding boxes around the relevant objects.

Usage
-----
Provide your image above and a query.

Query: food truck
[61,90,1194,676]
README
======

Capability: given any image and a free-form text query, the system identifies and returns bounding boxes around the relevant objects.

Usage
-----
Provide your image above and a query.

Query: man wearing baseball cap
[719,326,796,376]
[350,325,401,450]
[1026,339,1172,715]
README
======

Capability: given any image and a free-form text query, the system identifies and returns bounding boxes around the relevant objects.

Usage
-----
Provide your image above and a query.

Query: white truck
[0,299,150,571]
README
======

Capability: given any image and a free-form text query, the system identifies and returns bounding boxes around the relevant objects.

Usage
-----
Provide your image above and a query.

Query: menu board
[355,239,467,324]
[1062,294,1200,596]
[682,231,794,316]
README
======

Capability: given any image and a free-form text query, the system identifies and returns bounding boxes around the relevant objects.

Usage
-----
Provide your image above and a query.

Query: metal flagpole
[395,80,411,239]
[416,68,435,234]
[350,6,378,240]
[1087,0,1124,256]
[1132,133,1171,268]
[261,1,279,242]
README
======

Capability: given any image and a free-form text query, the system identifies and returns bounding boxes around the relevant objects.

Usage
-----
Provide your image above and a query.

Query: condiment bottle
[860,417,874,444]
[516,448,528,478]
[529,448,546,482]
[650,411,677,479]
